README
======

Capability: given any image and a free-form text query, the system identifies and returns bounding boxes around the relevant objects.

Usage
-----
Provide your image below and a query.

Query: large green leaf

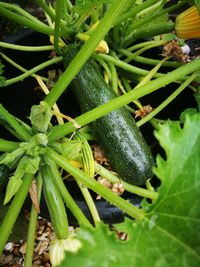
[59,113,200,267]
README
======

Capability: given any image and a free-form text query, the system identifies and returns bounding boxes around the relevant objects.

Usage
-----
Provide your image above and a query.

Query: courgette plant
[0,1,200,266]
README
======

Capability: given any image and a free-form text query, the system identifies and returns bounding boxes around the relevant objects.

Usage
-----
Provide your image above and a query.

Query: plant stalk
[3,57,62,86]
[0,173,34,256]
[46,147,145,221]
[137,72,198,127]
[94,162,158,201]
[0,139,20,152]
[24,174,43,267]
[0,104,31,141]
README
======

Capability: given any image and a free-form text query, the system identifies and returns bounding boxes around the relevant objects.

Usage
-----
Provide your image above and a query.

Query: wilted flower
[175,6,200,39]
[49,237,82,266]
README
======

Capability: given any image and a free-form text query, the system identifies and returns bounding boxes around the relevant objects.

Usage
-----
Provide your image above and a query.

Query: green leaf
[73,0,111,16]
[58,113,200,267]
[3,176,22,205]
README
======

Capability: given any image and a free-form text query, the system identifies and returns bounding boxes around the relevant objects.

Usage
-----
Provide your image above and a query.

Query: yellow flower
[175,6,200,39]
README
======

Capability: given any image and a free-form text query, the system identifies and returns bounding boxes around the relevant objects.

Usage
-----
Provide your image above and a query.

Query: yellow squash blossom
[175,6,200,39]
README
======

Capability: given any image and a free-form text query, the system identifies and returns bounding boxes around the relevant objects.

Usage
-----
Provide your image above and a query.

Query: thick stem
[0,6,53,35]
[24,174,43,267]
[0,138,20,152]
[0,173,34,256]
[54,0,62,54]
[44,0,133,106]
[46,147,145,221]
[0,104,31,141]
[48,57,200,142]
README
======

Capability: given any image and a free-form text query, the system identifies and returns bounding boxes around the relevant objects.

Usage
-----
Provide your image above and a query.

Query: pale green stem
[0,42,54,51]
[24,174,43,267]
[54,0,62,54]
[136,72,198,127]
[3,57,62,86]
[94,162,158,201]
[76,181,101,225]
[0,52,48,82]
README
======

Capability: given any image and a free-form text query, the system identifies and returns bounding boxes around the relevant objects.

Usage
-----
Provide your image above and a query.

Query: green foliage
[59,113,200,267]
[0,61,5,87]
[73,0,111,16]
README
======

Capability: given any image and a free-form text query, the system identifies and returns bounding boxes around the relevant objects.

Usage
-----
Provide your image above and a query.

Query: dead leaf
[29,180,40,213]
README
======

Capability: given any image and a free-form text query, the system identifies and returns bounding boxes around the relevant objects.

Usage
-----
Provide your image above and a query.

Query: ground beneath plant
[0,216,59,267]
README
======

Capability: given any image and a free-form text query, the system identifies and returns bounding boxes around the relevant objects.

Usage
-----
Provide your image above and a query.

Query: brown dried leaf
[29,180,40,213]
[92,144,109,165]
[135,105,153,119]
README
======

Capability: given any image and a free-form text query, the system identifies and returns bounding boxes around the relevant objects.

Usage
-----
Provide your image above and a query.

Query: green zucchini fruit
[41,165,68,239]
[0,164,9,193]
[63,44,154,186]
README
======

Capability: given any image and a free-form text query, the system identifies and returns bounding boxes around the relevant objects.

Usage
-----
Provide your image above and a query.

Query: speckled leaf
[59,114,200,267]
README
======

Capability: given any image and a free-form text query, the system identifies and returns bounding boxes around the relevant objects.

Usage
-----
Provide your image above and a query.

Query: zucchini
[0,164,9,193]
[63,44,154,186]
[41,164,68,239]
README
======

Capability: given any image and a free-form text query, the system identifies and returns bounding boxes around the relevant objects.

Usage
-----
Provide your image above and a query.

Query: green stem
[132,55,181,68]
[120,41,165,63]
[3,57,62,86]
[124,21,175,46]
[93,54,163,78]
[0,104,31,141]
[46,147,145,221]
[54,0,62,54]
[0,138,20,152]
[24,174,43,267]
[115,0,159,25]
[0,173,34,256]
[108,61,118,93]
[35,0,72,36]
[94,162,158,201]
[47,158,92,227]
[44,0,133,107]
[47,57,200,142]
[76,181,101,225]
[95,57,112,81]
[0,5,53,35]
[0,2,45,23]
[0,52,48,82]
[127,40,162,52]
[137,72,198,127]
[0,42,54,52]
